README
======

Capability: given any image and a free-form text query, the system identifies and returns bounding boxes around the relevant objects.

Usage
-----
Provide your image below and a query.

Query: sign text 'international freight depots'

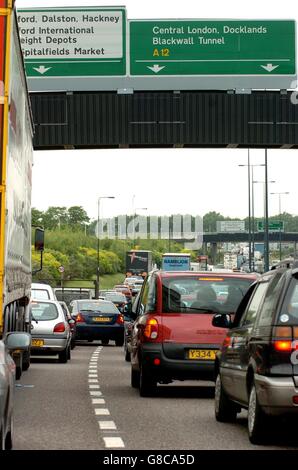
[17,8,296,91]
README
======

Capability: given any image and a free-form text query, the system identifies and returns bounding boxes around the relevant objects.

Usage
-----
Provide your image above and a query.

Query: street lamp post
[253,178,275,272]
[238,159,265,271]
[96,196,115,298]
[270,191,289,261]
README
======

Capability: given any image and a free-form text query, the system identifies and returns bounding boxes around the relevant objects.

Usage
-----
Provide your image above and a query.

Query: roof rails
[271,258,298,270]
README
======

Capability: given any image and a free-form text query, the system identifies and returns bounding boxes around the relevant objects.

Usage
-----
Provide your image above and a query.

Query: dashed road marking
[103,437,125,448]
[88,347,125,449]
[95,408,110,416]
[92,398,105,404]
[99,421,116,430]
[90,391,102,396]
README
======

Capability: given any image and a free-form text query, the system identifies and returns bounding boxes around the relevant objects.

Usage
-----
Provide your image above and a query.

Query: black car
[213,259,298,444]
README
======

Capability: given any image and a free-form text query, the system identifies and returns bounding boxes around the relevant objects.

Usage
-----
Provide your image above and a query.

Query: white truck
[0,1,42,378]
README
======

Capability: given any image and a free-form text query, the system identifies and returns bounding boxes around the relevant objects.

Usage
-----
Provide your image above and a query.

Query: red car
[130,270,257,396]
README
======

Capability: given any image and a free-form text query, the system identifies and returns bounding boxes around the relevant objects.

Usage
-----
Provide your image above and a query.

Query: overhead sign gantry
[17,7,296,92]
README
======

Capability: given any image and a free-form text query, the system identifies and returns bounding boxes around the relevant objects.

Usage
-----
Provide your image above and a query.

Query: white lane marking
[103,437,125,448]
[89,384,100,389]
[99,421,116,430]
[92,398,105,404]
[95,408,110,415]
[88,374,98,377]
[88,379,99,383]
[90,391,102,396]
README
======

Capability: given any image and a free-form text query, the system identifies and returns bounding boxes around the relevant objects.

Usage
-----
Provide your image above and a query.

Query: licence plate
[31,339,44,347]
[93,317,110,322]
[188,349,217,360]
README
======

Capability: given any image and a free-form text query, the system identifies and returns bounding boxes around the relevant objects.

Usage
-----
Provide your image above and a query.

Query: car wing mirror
[5,332,31,352]
[212,313,232,329]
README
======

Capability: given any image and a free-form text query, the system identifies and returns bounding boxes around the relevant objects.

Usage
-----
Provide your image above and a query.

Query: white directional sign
[17,7,126,77]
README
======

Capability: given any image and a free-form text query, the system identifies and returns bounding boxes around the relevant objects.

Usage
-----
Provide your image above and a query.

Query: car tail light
[116,314,124,325]
[274,340,292,352]
[144,318,159,340]
[272,326,298,352]
[76,313,84,323]
[292,396,298,405]
[222,335,231,348]
[53,322,65,333]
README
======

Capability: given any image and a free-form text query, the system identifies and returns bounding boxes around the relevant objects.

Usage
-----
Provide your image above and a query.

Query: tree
[32,208,44,226]
[42,206,69,230]
[68,206,90,229]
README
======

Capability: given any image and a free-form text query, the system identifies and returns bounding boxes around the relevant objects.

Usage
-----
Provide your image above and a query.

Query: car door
[221,281,268,403]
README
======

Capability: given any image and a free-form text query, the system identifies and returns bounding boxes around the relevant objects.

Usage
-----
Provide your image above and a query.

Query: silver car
[0,332,31,449]
[30,300,72,363]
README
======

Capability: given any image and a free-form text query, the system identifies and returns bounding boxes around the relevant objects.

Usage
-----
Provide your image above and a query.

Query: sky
[16,0,298,222]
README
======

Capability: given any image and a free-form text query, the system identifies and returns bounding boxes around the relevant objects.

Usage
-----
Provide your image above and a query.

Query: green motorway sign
[258,221,284,232]
[129,20,295,76]
[18,7,126,77]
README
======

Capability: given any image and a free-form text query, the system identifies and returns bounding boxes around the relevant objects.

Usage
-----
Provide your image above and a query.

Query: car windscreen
[105,294,126,303]
[77,302,119,314]
[279,280,298,325]
[31,302,59,320]
[162,276,253,314]
[31,289,50,300]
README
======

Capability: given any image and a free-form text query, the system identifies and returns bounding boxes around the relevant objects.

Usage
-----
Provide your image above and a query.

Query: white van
[31,283,57,301]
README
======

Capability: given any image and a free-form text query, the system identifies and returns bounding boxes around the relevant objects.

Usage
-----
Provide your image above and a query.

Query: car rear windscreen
[31,302,59,320]
[78,302,119,314]
[162,276,253,314]
[31,289,50,300]
[105,294,126,303]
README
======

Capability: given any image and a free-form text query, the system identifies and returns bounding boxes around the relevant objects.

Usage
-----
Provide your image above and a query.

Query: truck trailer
[0,1,34,378]
[125,250,153,278]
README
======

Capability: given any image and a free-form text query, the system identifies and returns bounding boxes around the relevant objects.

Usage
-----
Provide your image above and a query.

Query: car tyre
[115,338,124,347]
[125,349,131,362]
[67,346,71,360]
[22,350,30,372]
[248,383,269,445]
[215,372,238,422]
[139,365,156,397]
[5,415,13,450]
[102,339,109,346]
[58,347,68,363]
[131,367,140,388]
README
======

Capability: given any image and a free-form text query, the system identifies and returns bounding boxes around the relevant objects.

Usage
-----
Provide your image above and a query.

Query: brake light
[76,313,84,323]
[116,314,124,325]
[222,336,231,348]
[274,340,292,352]
[144,318,159,340]
[53,322,65,333]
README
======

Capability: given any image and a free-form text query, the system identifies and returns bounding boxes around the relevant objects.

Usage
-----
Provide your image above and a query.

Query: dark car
[130,270,257,396]
[71,299,124,346]
[124,292,141,362]
[213,260,298,444]
[0,332,30,450]
[59,301,77,349]
[103,292,128,314]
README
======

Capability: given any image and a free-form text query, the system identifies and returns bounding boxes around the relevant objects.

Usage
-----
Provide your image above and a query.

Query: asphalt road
[13,343,298,450]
